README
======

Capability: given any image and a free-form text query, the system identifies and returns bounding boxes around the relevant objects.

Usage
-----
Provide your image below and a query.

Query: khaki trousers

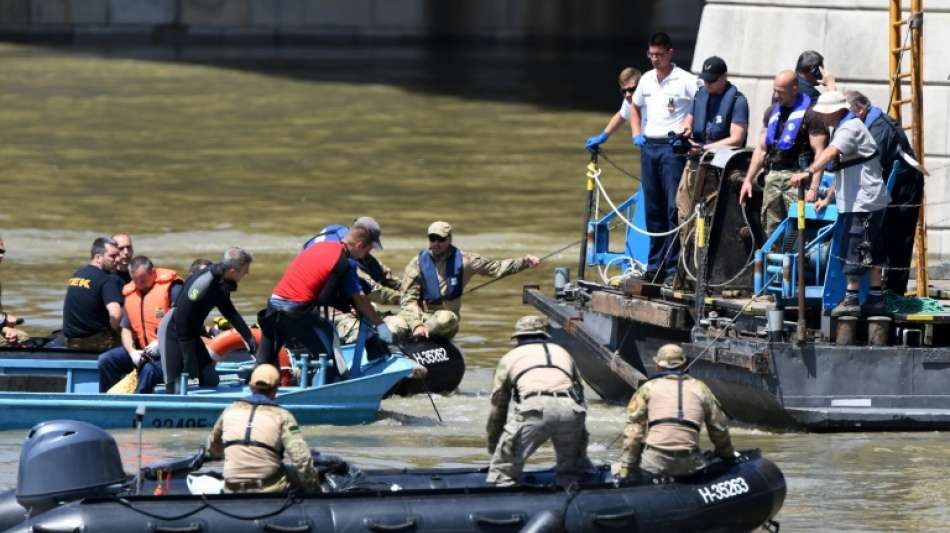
[487,396,592,487]
[639,446,706,477]
[390,310,459,340]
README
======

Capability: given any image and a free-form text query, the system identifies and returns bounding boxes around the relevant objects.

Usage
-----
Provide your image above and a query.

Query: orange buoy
[206,328,295,386]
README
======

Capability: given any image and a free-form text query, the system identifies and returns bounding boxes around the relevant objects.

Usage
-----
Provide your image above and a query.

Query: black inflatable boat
[0,421,785,532]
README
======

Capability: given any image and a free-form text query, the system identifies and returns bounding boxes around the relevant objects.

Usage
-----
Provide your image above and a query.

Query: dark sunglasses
[428,234,448,243]
[620,86,637,95]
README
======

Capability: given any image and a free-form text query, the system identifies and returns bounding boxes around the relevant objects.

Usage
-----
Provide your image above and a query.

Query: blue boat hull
[0,354,416,430]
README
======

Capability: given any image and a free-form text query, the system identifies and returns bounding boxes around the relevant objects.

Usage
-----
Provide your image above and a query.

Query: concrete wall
[0,0,703,43]
[693,0,950,266]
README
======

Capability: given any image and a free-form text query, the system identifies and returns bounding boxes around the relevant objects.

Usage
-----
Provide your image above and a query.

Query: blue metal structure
[586,190,650,273]
[754,165,902,310]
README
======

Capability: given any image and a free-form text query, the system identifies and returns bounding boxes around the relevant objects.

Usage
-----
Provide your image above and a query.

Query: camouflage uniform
[334,256,402,343]
[397,251,533,339]
[761,169,798,237]
[617,373,734,478]
[486,316,592,487]
[207,400,321,494]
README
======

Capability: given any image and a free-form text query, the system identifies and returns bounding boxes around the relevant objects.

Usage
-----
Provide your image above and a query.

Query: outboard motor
[16,420,126,513]
[391,337,465,395]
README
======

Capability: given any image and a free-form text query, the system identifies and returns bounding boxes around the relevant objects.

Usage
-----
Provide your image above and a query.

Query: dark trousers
[837,210,886,276]
[256,308,343,381]
[640,142,686,274]
[97,346,165,394]
[882,171,923,294]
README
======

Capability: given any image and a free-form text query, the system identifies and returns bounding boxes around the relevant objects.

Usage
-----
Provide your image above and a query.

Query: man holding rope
[395,221,540,340]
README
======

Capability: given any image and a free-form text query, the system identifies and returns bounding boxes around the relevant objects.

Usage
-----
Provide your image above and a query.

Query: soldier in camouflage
[486,315,592,487]
[616,344,734,479]
[396,221,540,339]
[206,364,321,493]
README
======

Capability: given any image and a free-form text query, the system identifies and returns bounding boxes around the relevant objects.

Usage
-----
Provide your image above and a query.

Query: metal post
[694,202,708,324]
[909,2,927,296]
[796,182,807,345]
[578,151,598,281]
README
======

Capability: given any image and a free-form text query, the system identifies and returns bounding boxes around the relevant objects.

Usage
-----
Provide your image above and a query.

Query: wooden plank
[590,291,688,329]
[621,278,661,298]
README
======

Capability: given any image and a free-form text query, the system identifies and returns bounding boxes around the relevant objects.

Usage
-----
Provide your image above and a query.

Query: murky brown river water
[0,43,948,531]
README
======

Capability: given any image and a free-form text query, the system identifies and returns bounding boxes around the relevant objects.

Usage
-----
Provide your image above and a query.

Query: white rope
[592,169,699,237]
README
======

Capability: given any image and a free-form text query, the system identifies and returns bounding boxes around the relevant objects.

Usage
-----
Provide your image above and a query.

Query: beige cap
[427,221,452,238]
[250,364,280,390]
[511,315,551,339]
[812,90,849,115]
[654,344,686,369]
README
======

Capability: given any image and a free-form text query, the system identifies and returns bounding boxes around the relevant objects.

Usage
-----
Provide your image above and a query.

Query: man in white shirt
[629,32,699,285]
[585,67,642,153]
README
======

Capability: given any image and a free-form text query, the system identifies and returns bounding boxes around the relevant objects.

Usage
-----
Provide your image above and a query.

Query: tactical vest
[691,83,740,144]
[221,400,285,480]
[644,374,708,452]
[418,247,464,305]
[508,341,583,404]
[122,268,182,348]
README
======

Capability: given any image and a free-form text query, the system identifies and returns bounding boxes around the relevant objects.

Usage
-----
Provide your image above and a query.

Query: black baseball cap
[699,56,728,82]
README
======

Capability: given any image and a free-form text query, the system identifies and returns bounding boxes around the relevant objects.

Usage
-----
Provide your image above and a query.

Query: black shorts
[837,210,886,275]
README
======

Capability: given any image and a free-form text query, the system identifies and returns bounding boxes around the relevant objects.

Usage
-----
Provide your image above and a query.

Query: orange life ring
[206,328,295,386]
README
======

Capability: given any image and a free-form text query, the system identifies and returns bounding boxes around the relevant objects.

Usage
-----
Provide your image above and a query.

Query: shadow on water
[5,41,695,113]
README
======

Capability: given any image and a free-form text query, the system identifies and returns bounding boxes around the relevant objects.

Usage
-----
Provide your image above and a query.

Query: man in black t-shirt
[740,70,829,237]
[62,237,124,351]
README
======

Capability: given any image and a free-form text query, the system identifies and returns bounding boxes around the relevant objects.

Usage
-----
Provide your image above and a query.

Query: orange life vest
[123,268,183,348]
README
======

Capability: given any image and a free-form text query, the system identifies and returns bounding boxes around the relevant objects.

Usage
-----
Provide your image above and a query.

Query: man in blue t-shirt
[62,237,124,351]
[675,56,750,228]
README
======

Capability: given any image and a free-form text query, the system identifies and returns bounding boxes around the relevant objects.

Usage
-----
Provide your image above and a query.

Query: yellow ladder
[888,0,927,296]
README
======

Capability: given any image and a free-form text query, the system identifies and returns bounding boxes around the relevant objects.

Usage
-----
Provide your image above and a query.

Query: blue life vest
[302,224,348,251]
[418,247,464,305]
[691,83,739,144]
[842,106,883,128]
[765,93,812,151]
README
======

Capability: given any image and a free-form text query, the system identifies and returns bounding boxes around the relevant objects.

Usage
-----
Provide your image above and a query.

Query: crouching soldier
[615,344,734,479]
[486,316,592,487]
[206,364,321,493]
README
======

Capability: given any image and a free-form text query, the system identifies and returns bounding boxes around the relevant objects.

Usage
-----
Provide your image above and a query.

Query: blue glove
[585,131,609,152]
[632,134,646,147]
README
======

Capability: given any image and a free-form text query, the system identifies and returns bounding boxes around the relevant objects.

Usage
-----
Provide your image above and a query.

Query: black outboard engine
[392,337,465,395]
[16,420,127,513]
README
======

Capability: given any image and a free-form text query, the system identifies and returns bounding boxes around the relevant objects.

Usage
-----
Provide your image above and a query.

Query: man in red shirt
[256,218,392,380]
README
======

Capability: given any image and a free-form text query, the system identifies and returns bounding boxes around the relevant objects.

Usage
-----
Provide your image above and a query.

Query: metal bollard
[867,316,892,347]
[767,306,785,342]
[178,373,189,396]
[835,317,858,346]
[554,267,570,294]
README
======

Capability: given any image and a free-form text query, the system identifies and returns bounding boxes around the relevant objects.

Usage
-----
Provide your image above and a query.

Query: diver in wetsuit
[163,247,257,392]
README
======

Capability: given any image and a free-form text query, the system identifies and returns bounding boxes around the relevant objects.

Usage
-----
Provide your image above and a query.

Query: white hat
[812,90,849,115]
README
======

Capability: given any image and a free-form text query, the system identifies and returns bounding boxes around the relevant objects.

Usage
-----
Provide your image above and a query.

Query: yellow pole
[910,1,928,296]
